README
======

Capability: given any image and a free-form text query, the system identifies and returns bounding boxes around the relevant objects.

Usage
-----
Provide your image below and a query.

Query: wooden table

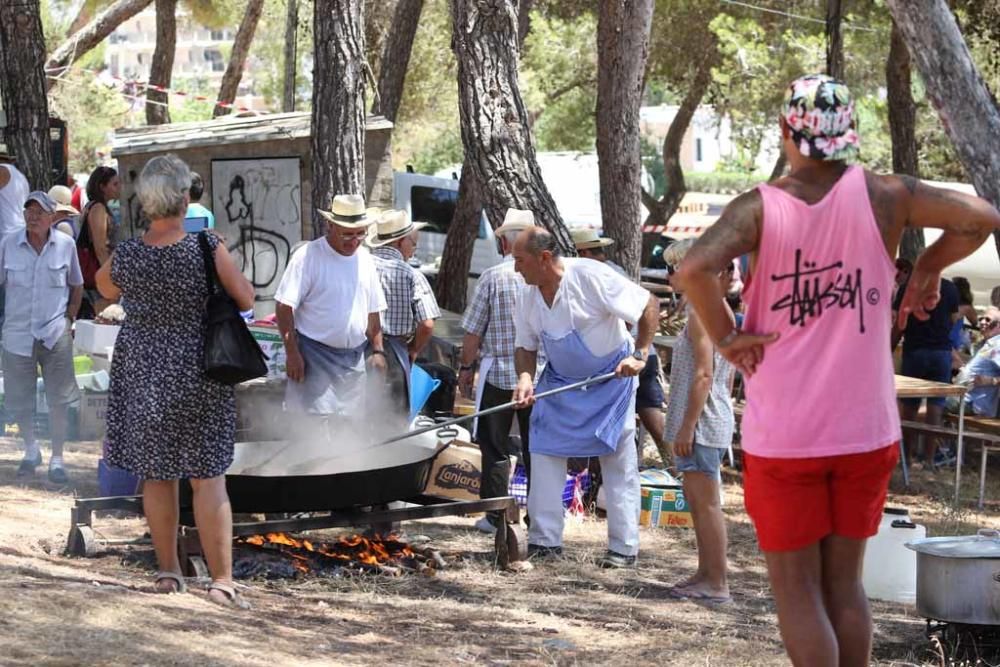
[894,374,968,504]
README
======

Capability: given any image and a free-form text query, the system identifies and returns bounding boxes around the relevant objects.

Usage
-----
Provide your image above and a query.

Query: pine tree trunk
[0,0,52,189]
[46,0,154,89]
[596,0,653,280]
[434,159,484,312]
[282,0,298,112]
[373,0,423,121]
[825,0,844,79]
[311,0,366,236]
[367,0,423,206]
[768,149,787,182]
[214,0,265,118]
[146,0,176,126]
[885,0,1000,260]
[452,0,572,254]
[642,51,714,227]
[516,0,533,47]
[886,19,924,262]
[66,1,94,37]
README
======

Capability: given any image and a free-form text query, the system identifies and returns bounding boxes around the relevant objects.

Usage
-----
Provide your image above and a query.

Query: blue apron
[285,332,367,415]
[529,328,635,457]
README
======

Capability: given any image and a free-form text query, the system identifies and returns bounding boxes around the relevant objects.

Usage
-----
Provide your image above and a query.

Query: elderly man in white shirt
[1,191,83,484]
[458,208,537,533]
[513,227,659,568]
[275,194,387,424]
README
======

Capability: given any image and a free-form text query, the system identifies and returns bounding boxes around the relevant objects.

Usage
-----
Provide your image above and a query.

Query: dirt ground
[0,436,997,667]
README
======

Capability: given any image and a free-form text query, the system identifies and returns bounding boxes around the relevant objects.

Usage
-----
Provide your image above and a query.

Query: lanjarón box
[640,486,693,528]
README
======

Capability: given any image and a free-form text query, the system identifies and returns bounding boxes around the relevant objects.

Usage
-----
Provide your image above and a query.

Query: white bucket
[862,507,925,605]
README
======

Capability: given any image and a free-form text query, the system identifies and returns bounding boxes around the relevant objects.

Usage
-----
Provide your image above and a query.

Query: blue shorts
[676,442,727,481]
[900,348,953,408]
[636,352,664,410]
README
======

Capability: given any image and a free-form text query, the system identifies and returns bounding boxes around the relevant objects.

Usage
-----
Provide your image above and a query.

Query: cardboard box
[78,391,109,441]
[425,442,481,501]
[640,486,693,528]
[249,325,286,380]
[74,320,121,354]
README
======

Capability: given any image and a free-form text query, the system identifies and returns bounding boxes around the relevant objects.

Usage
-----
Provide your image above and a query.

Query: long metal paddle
[373,370,620,447]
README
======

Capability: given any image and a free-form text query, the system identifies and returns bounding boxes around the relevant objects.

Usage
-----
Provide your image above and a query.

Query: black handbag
[197,231,268,385]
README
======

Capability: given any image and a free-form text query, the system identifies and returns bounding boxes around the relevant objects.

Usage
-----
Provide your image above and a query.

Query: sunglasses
[980,318,997,328]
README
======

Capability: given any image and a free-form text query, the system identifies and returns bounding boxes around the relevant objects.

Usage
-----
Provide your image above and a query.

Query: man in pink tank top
[674,74,1000,667]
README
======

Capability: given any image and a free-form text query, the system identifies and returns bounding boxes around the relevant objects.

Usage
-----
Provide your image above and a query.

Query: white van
[392,171,501,279]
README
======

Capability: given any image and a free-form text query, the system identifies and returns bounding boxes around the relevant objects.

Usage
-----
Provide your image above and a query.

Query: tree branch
[45,0,154,91]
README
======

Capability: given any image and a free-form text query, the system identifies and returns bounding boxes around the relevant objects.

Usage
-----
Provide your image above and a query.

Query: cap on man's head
[495,208,535,237]
[782,74,859,162]
[24,190,57,213]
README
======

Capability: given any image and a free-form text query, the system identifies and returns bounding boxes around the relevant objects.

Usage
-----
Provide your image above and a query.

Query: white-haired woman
[663,238,736,604]
[96,154,255,607]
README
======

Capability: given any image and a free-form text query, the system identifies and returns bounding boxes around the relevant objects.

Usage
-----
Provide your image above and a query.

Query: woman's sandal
[153,571,188,594]
[207,581,251,610]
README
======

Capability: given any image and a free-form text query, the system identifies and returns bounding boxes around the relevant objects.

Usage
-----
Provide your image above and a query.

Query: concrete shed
[110,112,393,311]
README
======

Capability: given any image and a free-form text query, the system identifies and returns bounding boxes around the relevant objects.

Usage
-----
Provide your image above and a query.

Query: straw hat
[47,185,79,215]
[571,228,614,250]
[494,208,535,237]
[317,194,373,229]
[366,209,427,247]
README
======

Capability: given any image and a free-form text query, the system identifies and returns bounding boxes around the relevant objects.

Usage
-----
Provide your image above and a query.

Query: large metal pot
[179,419,465,513]
[906,529,1000,624]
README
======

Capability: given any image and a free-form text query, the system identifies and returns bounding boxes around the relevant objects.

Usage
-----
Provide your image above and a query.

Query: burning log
[424,548,448,570]
[235,532,422,579]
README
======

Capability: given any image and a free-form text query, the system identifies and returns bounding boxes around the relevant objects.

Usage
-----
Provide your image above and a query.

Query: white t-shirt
[275,238,386,349]
[0,164,29,238]
[515,257,650,358]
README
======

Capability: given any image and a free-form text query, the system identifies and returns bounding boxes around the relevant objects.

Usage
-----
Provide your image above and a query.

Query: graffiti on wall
[210,158,301,304]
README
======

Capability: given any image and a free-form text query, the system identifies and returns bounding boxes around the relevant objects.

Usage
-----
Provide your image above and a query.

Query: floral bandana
[782,74,859,162]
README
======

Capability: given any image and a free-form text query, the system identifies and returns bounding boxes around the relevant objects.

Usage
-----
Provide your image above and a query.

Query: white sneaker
[474,516,496,533]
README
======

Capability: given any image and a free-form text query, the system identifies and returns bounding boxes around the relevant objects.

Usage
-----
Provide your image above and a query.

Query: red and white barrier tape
[46,66,257,112]
[642,225,709,235]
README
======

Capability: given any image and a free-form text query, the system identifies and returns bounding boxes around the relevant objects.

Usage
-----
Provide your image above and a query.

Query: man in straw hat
[572,228,669,467]
[47,185,81,238]
[275,194,387,421]
[458,208,537,533]
[674,74,1000,666]
[367,208,441,415]
[513,227,660,568]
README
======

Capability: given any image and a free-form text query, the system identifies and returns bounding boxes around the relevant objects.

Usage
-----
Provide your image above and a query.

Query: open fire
[234,532,444,578]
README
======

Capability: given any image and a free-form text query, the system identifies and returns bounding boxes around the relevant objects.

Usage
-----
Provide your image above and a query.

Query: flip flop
[208,581,251,610]
[153,571,187,594]
[669,587,732,605]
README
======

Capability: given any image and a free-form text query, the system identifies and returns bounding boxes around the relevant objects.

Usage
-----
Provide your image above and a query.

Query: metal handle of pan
[371,370,620,449]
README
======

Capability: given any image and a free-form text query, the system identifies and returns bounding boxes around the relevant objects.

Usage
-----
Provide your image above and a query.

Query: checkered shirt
[461,258,524,390]
[372,246,441,337]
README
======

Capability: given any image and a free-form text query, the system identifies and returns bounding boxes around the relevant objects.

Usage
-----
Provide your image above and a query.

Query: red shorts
[743,444,899,552]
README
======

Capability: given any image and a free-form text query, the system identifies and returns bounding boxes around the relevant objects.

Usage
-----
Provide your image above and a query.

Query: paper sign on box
[249,325,286,380]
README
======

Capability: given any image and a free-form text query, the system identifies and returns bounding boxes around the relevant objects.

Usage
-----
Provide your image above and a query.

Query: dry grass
[1,436,999,666]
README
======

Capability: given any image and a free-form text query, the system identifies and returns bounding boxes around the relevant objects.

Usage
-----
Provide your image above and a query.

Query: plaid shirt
[461,257,523,390]
[372,246,441,337]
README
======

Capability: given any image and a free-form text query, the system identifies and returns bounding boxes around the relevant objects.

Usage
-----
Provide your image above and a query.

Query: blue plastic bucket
[409,363,441,422]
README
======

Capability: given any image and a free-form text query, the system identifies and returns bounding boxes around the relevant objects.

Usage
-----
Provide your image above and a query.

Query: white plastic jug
[862,507,925,605]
